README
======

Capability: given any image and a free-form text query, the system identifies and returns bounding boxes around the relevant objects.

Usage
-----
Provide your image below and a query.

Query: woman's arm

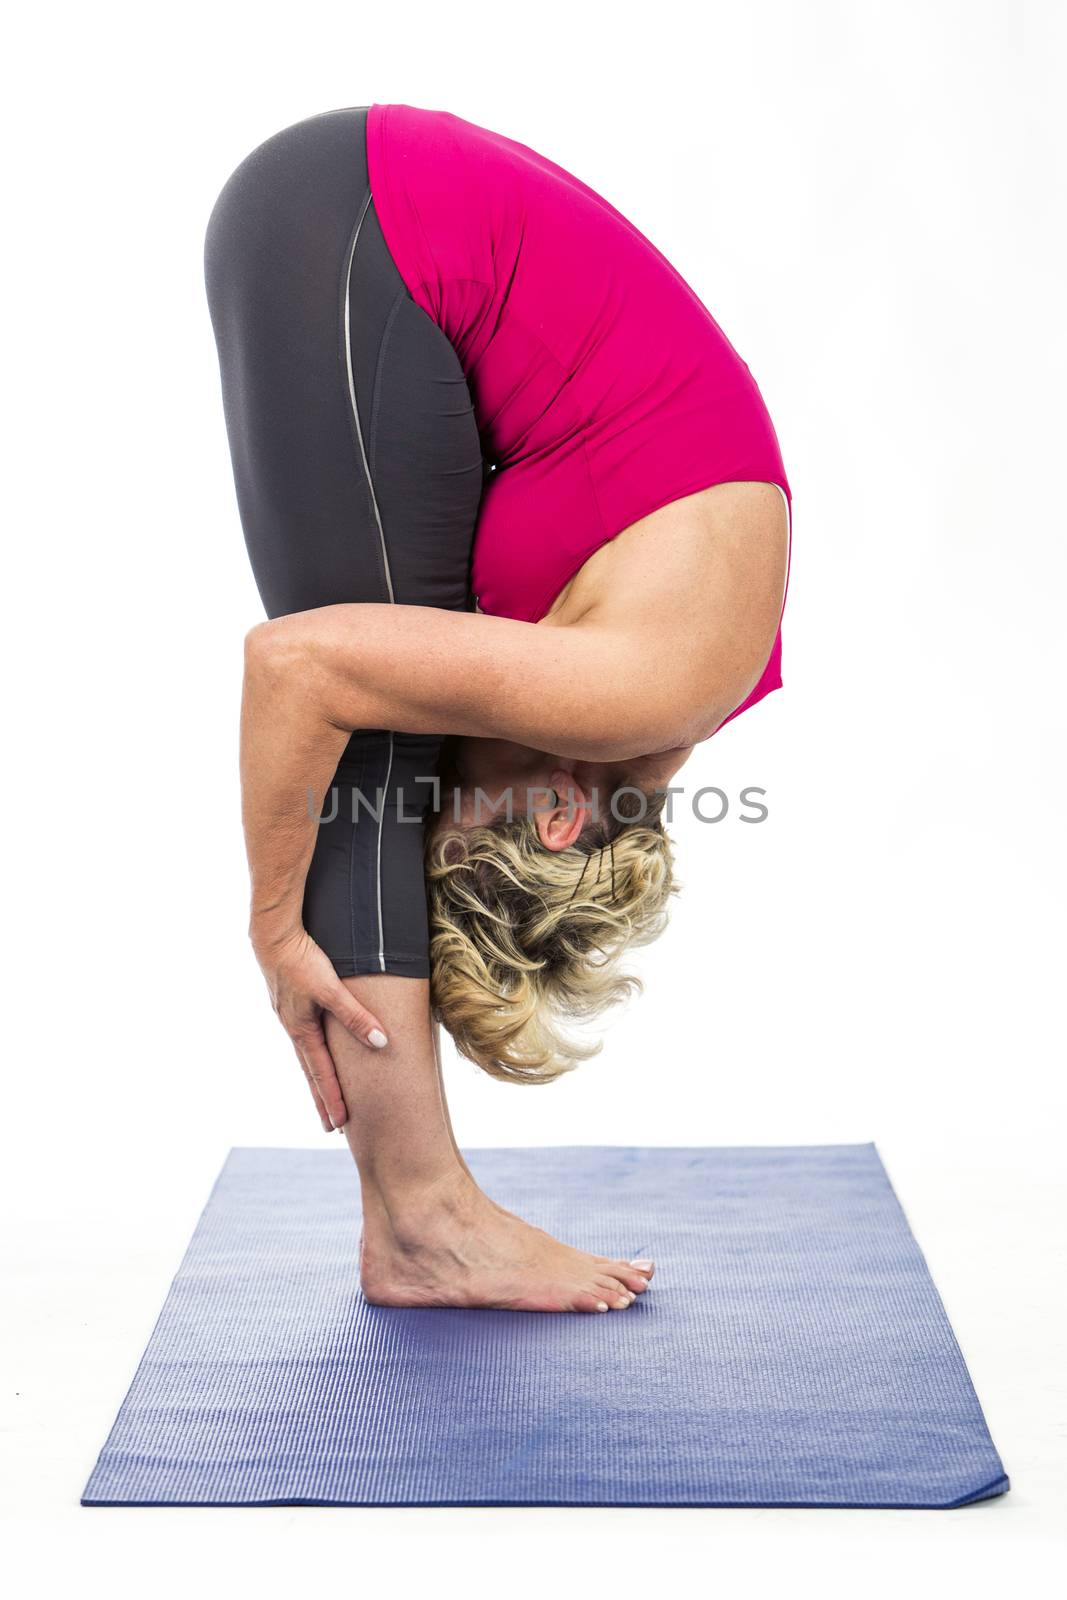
[245,603,688,765]
[238,482,785,1118]
[239,605,653,971]
[237,604,676,1118]
[240,629,394,1132]
[242,478,788,778]
[241,599,636,1125]
[241,625,354,943]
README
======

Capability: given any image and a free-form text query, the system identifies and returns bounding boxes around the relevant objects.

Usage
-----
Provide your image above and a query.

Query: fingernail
[367,1029,388,1049]
[597,1301,609,1312]
[630,1258,653,1270]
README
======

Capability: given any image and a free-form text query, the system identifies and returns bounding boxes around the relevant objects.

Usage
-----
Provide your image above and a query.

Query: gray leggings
[203,107,486,977]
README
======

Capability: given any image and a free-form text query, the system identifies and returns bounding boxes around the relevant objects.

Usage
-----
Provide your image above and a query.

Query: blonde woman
[205,105,791,1313]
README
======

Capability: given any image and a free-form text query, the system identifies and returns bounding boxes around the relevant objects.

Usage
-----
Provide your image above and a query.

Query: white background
[3,0,1064,1593]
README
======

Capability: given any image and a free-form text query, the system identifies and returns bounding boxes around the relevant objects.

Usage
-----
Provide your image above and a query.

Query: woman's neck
[572,747,693,799]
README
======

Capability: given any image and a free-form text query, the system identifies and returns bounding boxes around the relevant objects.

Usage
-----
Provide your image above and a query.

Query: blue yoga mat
[82,1144,1007,1508]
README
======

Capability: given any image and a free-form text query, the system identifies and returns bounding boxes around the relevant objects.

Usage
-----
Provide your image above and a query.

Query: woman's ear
[534,770,590,851]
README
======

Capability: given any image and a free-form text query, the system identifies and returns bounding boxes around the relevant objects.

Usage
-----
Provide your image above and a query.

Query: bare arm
[239,481,786,1121]
[241,603,623,926]
[239,603,681,950]
[237,607,624,1131]
[247,603,688,763]
[240,627,354,943]
[240,631,393,1133]
[240,478,788,823]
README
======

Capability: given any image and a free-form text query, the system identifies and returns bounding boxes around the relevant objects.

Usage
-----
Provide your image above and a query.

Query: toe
[596,1275,636,1309]
[601,1261,651,1294]
[573,1287,613,1313]
[598,1255,654,1289]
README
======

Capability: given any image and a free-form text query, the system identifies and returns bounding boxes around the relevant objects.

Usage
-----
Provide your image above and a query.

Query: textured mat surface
[82,1144,1008,1508]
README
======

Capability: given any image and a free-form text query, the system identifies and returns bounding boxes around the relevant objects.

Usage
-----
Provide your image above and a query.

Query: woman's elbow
[242,616,334,719]
[243,618,274,671]
[244,609,379,734]
[244,608,345,676]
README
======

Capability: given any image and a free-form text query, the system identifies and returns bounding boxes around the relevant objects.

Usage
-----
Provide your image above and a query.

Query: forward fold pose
[204,104,791,1312]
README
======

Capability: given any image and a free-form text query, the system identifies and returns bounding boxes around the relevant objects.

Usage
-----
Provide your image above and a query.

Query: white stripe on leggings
[343,189,395,972]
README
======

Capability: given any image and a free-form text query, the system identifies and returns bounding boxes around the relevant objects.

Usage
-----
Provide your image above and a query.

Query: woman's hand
[252,925,389,1132]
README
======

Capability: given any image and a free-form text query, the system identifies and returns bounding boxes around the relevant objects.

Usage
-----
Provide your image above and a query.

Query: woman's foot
[359,1170,655,1313]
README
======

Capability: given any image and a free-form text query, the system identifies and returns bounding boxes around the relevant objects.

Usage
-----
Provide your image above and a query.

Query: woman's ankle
[359,1158,481,1246]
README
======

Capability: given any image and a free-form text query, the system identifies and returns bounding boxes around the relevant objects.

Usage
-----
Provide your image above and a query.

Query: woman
[204,103,790,1313]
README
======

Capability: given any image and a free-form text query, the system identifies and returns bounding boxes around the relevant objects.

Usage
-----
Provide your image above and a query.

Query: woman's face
[433,737,589,849]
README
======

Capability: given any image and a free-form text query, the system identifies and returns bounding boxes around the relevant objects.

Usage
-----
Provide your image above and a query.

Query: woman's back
[367,102,791,725]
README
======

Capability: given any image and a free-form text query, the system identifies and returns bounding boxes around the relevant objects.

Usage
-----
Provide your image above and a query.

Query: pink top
[366,103,791,726]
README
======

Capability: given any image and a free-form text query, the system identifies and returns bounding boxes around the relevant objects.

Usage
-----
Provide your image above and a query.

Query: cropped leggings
[203,107,486,977]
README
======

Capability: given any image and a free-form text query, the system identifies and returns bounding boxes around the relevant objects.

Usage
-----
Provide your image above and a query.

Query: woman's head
[425,740,678,1084]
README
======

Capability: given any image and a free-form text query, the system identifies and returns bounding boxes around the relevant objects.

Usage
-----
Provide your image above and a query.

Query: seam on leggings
[368,292,406,483]
[346,727,393,977]
[343,190,396,973]
[343,192,395,605]
[343,742,366,972]
[374,733,394,974]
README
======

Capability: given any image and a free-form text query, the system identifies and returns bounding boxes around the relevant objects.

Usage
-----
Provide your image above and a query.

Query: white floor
[3,1135,1063,1598]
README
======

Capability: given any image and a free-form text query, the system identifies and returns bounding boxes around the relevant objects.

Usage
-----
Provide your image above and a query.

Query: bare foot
[359,1171,655,1313]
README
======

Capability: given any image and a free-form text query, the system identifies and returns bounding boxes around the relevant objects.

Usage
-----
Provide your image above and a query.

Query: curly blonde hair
[425,789,678,1084]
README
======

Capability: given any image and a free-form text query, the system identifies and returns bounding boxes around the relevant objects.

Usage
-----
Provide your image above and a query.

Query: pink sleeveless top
[366,103,791,727]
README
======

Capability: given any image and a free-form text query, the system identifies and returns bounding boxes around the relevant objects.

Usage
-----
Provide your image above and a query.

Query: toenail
[631,1259,653,1270]
[597,1301,609,1312]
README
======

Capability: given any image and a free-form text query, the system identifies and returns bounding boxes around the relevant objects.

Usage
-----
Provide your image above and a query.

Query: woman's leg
[204,106,478,984]
[327,977,655,1311]
[206,108,654,1309]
